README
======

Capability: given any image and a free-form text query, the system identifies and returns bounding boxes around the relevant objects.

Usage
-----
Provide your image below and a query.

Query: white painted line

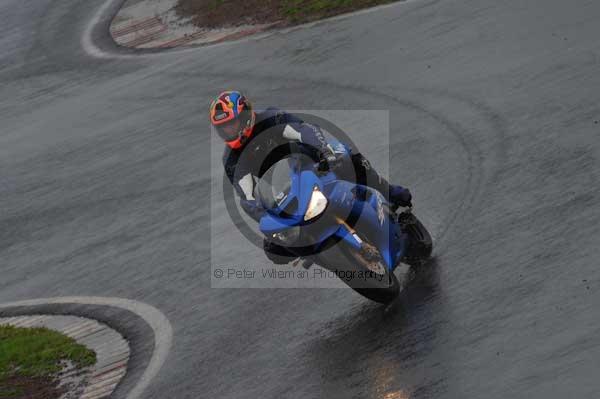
[82,0,126,59]
[0,297,173,399]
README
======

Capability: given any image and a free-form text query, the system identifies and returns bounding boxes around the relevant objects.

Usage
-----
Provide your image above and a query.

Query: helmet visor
[215,118,243,142]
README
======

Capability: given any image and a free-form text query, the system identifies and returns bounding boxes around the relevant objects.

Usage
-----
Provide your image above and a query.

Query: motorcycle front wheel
[317,238,400,304]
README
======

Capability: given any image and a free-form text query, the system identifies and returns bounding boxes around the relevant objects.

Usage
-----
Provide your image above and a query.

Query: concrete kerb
[0,297,172,399]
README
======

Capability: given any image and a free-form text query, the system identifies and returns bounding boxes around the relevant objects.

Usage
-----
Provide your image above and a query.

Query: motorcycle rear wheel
[400,213,433,266]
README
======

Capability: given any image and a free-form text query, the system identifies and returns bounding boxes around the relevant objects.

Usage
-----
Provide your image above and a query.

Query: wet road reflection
[304,259,449,398]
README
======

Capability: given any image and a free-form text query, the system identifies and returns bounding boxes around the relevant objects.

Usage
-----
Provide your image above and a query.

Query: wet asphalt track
[2,0,600,398]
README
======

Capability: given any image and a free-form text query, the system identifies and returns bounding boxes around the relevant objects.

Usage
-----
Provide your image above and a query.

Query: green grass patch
[0,324,96,393]
[282,0,388,19]
[176,0,401,28]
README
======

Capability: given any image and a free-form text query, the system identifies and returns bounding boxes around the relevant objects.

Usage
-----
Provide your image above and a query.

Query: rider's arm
[283,122,332,158]
[235,173,264,223]
[262,108,333,157]
[224,153,265,223]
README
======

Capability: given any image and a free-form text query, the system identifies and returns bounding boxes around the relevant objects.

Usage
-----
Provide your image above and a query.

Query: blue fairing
[259,212,297,233]
[259,140,407,271]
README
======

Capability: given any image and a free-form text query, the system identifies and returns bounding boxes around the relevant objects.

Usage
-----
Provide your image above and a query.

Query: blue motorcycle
[256,140,432,303]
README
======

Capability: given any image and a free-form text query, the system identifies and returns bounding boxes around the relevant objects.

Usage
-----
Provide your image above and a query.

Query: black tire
[340,245,400,303]
[316,239,400,304]
[401,214,433,265]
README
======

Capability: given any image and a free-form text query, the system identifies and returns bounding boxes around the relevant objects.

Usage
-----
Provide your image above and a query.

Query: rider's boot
[350,153,412,212]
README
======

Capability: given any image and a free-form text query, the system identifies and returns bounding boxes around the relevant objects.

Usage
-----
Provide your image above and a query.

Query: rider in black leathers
[210,91,412,264]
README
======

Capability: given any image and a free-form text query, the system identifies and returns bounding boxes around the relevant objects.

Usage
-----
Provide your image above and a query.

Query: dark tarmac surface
[1,0,600,398]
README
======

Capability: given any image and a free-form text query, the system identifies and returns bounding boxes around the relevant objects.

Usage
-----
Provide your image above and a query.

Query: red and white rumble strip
[0,315,130,399]
[109,0,276,49]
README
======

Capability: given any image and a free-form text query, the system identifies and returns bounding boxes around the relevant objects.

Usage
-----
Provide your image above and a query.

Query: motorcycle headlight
[304,186,328,221]
[271,226,300,244]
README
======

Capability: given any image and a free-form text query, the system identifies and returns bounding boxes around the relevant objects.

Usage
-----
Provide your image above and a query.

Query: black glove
[390,186,412,208]
[318,151,343,172]
[240,199,265,223]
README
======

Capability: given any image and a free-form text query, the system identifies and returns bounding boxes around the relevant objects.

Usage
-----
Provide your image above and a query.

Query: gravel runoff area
[110,0,402,49]
[0,316,130,399]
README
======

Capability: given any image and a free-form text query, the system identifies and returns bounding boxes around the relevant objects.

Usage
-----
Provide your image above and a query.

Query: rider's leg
[350,153,412,208]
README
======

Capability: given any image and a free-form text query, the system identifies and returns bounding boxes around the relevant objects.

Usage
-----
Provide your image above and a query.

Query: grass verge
[0,325,96,398]
[176,0,401,28]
